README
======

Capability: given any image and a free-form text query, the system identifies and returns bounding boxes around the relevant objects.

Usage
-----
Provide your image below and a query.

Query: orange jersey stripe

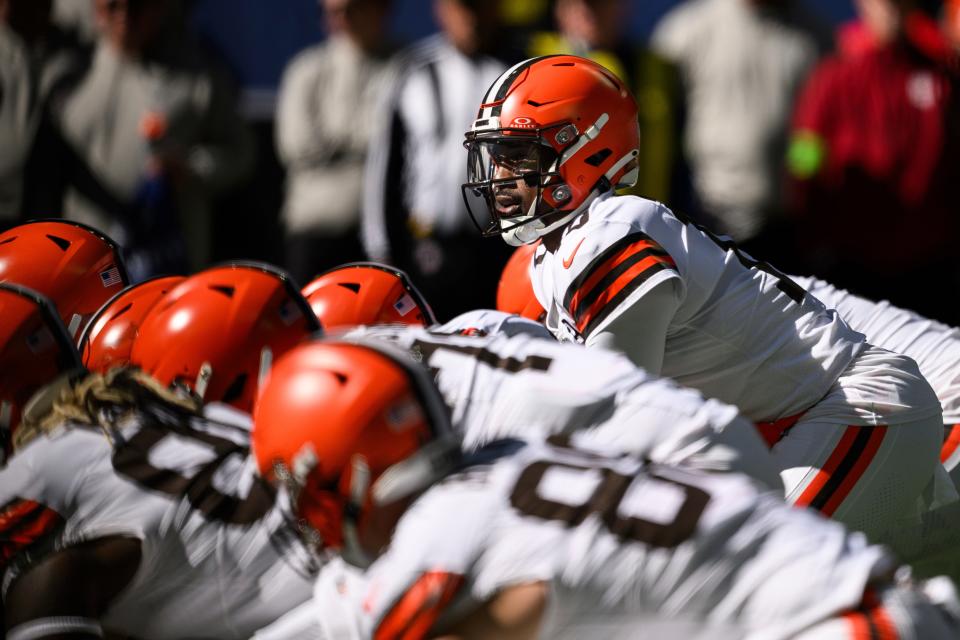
[375,571,464,640]
[795,426,861,508]
[0,499,41,532]
[940,424,960,464]
[863,590,900,640]
[0,499,63,565]
[575,253,677,333]
[564,233,675,318]
[822,427,887,516]
[844,611,873,640]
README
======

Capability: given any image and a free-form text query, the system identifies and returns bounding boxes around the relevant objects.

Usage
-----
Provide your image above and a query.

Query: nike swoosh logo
[563,238,585,269]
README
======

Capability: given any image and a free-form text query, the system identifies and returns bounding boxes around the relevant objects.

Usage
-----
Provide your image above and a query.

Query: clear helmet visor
[461,135,561,238]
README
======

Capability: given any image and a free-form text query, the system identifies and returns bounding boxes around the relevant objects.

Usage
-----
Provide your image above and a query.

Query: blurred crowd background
[2,0,958,323]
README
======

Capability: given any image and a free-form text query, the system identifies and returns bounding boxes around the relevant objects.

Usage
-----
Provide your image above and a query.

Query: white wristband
[8,616,103,640]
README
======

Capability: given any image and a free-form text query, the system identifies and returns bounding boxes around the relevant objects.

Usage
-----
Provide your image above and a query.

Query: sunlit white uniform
[794,275,960,472]
[0,403,315,639]
[529,192,947,551]
[433,308,554,340]
[281,438,958,640]
[346,326,781,491]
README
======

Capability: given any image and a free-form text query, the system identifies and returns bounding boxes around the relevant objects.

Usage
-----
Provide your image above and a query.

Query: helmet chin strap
[500,187,603,246]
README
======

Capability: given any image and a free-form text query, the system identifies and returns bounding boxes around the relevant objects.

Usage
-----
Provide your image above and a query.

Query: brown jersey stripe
[571,247,674,323]
[795,426,887,516]
[563,232,664,310]
[577,259,676,336]
[565,235,677,323]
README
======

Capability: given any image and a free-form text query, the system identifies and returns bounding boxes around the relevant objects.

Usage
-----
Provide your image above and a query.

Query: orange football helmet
[79,275,185,373]
[301,262,436,330]
[462,55,639,246]
[0,283,83,463]
[130,262,320,412]
[0,220,129,339]
[252,339,458,566]
[496,243,546,322]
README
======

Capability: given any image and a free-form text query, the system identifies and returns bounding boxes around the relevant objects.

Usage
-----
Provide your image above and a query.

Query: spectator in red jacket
[787,0,960,325]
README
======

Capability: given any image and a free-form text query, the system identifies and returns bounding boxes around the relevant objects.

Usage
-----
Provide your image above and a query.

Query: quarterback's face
[489,142,547,219]
[492,165,538,220]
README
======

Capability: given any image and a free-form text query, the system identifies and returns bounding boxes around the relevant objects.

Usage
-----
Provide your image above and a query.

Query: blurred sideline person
[460,55,951,558]
[361,0,512,321]
[251,340,960,640]
[0,0,53,228]
[651,0,832,254]
[527,0,677,204]
[787,0,960,325]
[47,0,254,277]
[275,0,394,284]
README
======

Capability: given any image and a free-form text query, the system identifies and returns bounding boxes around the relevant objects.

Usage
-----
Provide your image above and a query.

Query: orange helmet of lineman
[251,339,458,566]
[0,220,129,339]
[130,262,319,412]
[301,262,436,331]
[462,55,639,246]
[79,275,185,373]
[497,243,546,322]
[0,283,84,462]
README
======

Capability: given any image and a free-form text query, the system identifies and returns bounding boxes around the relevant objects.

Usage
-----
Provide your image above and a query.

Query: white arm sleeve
[585,278,681,375]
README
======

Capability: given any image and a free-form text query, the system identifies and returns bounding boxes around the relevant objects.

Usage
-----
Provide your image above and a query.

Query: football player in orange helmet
[130,262,319,412]
[462,55,639,247]
[301,262,436,331]
[0,220,129,340]
[0,283,83,464]
[496,243,546,322]
[251,338,960,640]
[251,339,458,566]
[461,55,958,566]
[79,275,185,373]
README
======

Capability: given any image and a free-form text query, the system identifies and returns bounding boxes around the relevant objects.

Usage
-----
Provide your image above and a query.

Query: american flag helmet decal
[99,265,123,288]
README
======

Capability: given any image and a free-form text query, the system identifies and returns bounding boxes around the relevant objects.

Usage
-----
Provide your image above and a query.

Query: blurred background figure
[42,0,254,280]
[651,0,832,261]
[525,0,675,203]
[947,0,960,48]
[787,0,960,325]
[361,0,512,322]
[0,0,53,230]
[275,0,394,285]
[51,0,98,47]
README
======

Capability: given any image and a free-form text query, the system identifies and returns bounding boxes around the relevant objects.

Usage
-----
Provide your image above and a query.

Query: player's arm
[4,536,141,640]
[434,581,548,640]
[586,278,681,375]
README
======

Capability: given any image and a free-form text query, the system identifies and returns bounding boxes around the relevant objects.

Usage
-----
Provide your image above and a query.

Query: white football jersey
[531,193,866,421]
[344,327,776,486]
[794,276,960,424]
[0,403,315,639]
[312,438,894,640]
[433,308,555,340]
